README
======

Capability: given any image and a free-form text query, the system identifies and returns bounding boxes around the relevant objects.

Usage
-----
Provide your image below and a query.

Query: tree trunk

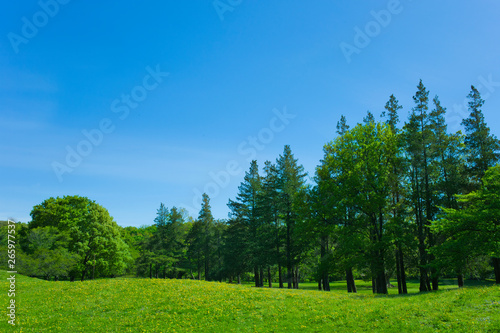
[318,279,322,291]
[457,273,464,288]
[396,248,402,294]
[286,222,292,289]
[429,234,439,291]
[320,235,330,291]
[92,254,96,280]
[260,266,265,287]
[237,274,241,284]
[425,274,431,291]
[399,246,407,294]
[294,267,299,289]
[492,257,500,284]
[278,263,283,288]
[346,268,356,293]
[431,275,439,290]
[254,266,260,287]
[268,266,272,288]
[197,255,201,280]
[323,272,330,291]
[205,258,209,281]
[81,268,87,282]
[376,271,388,294]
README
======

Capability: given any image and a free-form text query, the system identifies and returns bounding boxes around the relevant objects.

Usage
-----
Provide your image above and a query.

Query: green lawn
[1,270,499,332]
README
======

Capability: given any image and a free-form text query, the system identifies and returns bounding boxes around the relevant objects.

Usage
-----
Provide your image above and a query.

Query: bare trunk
[399,246,407,294]
[346,268,356,293]
[254,266,260,287]
[278,264,283,288]
[396,248,402,294]
[492,257,500,284]
[457,273,464,288]
[286,222,292,289]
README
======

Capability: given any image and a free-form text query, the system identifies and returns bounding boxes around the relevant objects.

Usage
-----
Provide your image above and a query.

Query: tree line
[6,80,499,294]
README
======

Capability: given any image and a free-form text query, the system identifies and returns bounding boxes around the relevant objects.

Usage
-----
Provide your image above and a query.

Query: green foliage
[27,195,131,280]
[431,165,500,275]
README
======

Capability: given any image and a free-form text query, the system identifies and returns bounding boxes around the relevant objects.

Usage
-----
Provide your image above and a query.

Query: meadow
[1,270,499,332]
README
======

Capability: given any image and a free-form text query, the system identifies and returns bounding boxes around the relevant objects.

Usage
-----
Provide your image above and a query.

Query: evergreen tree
[276,145,307,289]
[461,85,500,187]
[403,80,436,291]
[228,160,264,287]
[260,161,285,287]
[381,94,402,132]
[381,94,408,294]
[336,115,350,135]
[199,193,215,281]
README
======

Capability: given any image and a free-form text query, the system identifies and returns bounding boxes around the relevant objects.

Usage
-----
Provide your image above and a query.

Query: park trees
[320,120,398,294]
[28,195,130,281]
[227,160,264,287]
[187,193,218,281]
[432,165,500,285]
[276,145,307,289]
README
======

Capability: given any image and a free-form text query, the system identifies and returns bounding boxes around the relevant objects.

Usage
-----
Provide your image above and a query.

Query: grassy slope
[0,271,499,332]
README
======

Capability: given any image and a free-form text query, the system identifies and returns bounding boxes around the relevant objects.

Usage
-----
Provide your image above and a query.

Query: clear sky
[2,1,500,227]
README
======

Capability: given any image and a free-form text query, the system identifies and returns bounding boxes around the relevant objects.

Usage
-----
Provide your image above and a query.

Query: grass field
[1,270,499,332]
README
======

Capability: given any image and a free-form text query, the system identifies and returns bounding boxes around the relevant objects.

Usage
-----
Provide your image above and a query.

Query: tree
[260,161,284,288]
[381,94,409,294]
[381,94,402,131]
[336,115,350,135]
[461,85,500,187]
[17,226,78,280]
[228,160,268,287]
[431,165,500,284]
[150,204,187,278]
[199,193,215,281]
[186,219,204,280]
[322,121,398,294]
[276,145,307,289]
[29,195,131,281]
[403,80,436,291]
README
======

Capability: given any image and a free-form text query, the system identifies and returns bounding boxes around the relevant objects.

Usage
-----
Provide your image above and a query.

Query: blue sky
[2,1,500,227]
